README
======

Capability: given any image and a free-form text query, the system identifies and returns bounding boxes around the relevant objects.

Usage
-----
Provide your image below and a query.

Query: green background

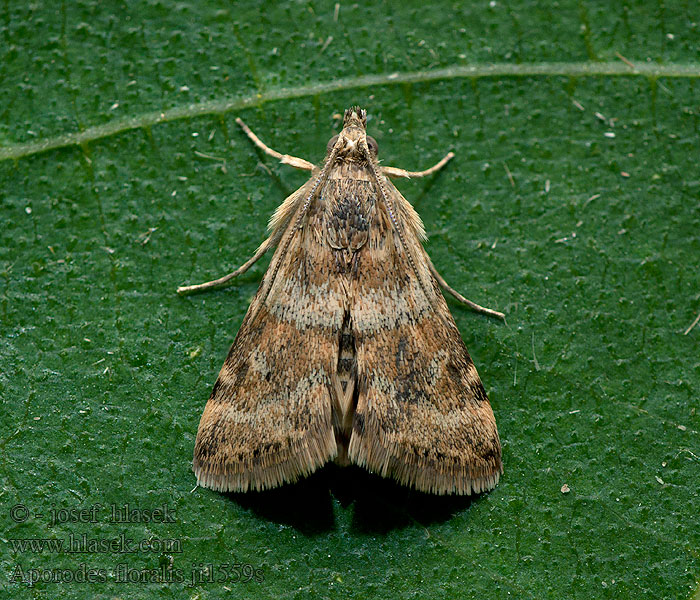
[1,1,699,598]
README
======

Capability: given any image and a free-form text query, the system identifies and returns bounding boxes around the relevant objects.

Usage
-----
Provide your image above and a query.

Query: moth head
[343,106,367,128]
[326,106,378,162]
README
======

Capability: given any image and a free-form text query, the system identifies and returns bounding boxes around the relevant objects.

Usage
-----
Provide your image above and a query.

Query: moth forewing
[189,106,502,495]
[192,171,341,493]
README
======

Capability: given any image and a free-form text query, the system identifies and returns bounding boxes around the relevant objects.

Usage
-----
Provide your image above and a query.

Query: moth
[179,107,504,495]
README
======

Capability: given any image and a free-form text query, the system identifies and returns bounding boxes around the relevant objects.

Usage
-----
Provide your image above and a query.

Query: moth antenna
[256,144,340,307]
[361,139,433,299]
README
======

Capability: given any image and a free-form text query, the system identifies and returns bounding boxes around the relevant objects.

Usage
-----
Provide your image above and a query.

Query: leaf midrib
[2,60,699,163]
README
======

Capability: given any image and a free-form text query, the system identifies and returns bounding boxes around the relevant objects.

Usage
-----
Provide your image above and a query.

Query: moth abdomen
[331,311,358,466]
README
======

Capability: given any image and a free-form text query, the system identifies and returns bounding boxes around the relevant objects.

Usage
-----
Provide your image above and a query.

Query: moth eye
[366,136,379,156]
[326,135,339,154]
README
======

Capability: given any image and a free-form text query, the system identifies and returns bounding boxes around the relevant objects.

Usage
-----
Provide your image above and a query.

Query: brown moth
[179,107,504,495]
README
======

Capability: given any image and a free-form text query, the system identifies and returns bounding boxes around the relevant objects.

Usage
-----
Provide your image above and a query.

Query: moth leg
[176,237,273,295]
[429,262,505,320]
[236,117,316,171]
[381,152,454,179]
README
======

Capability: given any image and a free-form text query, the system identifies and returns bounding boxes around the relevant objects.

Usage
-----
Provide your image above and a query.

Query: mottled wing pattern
[348,181,502,495]
[193,194,346,492]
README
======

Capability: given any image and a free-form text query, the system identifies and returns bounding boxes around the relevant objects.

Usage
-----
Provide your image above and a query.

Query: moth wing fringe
[193,426,337,492]
[348,436,502,495]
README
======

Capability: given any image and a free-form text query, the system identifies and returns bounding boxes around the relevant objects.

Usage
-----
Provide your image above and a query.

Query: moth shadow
[326,465,476,534]
[225,469,335,535]
[226,465,478,536]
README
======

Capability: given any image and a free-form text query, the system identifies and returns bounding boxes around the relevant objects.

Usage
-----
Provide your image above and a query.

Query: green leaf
[1,2,699,599]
